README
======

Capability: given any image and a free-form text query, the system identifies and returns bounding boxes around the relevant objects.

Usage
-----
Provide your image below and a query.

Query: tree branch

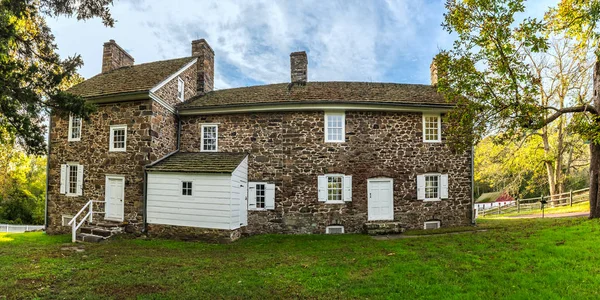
[541,105,597,126]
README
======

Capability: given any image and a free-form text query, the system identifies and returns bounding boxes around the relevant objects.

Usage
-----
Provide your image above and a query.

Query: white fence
[0,224,45,233]
[478,188,589,217]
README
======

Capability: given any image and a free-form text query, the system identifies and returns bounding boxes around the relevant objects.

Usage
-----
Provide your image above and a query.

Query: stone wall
[150,101,178,161]
[180,111,472,234]
[152,62,197,107]
[47,100,154,234]
[147,224,241,243]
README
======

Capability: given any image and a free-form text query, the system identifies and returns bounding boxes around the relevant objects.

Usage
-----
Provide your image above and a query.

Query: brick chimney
[191,39,214,94]
[290,51,307,84]
[102,40,134,73]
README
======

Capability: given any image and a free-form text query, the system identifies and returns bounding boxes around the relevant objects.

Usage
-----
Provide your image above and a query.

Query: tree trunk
[590,142,600,218]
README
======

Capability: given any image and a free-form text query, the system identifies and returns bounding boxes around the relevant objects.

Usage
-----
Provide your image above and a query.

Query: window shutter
[265,183,275,210]
[248,182,257,210]
[76,165,84,196]
[343,175,352,202]
[318,175,327,202]
[440,174,448,199]
[417,175,425,200]
[60,164,67,194]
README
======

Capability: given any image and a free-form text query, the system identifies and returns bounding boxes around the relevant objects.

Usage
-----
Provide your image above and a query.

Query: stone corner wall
[152,62,197,107]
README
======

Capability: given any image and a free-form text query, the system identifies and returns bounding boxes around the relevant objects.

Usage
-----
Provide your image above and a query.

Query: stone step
[364,221,405,235]
[80,226,113,237]
[88,221,126,229]
[76,232,106,243]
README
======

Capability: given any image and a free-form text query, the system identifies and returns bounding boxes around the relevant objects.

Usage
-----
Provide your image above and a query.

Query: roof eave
[177,101,455,116]
[78,91,151,103]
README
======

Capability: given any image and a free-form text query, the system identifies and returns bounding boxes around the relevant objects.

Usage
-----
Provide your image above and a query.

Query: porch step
[80,226,113,237]
[76,232,106,243]
[364,222,405,235]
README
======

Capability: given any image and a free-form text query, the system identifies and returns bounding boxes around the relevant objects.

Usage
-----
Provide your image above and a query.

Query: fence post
[569,190,573,207]
[517,199,520,213]
[540,195,544,210]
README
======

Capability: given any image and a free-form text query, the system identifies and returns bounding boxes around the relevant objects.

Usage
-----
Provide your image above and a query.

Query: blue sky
[46,0,557,90]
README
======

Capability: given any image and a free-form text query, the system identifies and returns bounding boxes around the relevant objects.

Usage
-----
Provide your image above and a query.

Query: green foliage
[2,218,600,298]
[0,0,113,155]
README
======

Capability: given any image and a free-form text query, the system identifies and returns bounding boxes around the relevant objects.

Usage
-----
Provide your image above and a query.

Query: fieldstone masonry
[180,111,472,234]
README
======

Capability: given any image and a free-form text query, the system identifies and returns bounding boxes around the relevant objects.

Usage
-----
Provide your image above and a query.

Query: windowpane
[326,114,344,142]
[182,181,192,196]
[256,184,266,208]
[68,165,78,194]
[424,115,440,142]
[327,175,343,201]
[70,116,81,140]
[177,78,185,100]
[425,175,439,199]
[202,125,217,151]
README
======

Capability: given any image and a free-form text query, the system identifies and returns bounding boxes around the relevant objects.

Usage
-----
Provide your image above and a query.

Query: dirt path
[506,211,589,219]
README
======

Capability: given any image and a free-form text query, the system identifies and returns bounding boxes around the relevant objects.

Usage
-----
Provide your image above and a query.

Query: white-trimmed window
[417,174,448,201]
[201,124,218,152]
[318,174,352,203]
[177,77,185,101]
[326,225,345,234]
[60,163,83,196]
[325,112,345,142]
[424,220,441,230]
[68,114,82,141]
[109,125,127,152]
[423,114,441,142]
[248,182,275,210]
[182,181,192,196]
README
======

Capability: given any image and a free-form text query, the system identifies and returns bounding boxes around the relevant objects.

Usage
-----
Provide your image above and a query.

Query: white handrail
[69,200,105,243]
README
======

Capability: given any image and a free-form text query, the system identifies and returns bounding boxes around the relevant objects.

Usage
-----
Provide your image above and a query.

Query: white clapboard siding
[147,172,234,229]
[230,156,248,228]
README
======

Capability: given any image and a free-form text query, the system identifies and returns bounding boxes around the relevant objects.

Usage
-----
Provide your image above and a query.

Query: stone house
[46,39,474,242]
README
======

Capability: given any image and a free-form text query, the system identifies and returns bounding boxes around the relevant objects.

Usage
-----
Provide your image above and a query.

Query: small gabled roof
[146,152,247,173]
[178,82,450,110]
[476,191,514,203]
[68,57,196,99]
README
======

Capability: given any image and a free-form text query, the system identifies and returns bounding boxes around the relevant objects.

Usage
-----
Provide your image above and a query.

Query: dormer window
[423,114,441,143]
[68,114,82,142]
[177,77,185,101]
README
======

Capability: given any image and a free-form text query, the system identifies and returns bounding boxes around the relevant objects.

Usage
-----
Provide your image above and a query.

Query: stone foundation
[147,224,242,243]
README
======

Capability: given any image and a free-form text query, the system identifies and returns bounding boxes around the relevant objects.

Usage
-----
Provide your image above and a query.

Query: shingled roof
[146,152,247,173]
[68,57,195,98]
[178,82,450,109]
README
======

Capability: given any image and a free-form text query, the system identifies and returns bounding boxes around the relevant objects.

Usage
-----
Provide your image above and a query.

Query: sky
[46,0,558,90]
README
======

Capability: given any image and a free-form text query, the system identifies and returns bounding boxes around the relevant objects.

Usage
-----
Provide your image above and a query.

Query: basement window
[326,225,345,234]
[424,221,441,230]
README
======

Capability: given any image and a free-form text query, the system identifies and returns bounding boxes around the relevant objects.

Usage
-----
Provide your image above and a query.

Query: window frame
[424,220,441,230]
[424,173,441,201]
[68,114,82,142]
[181,181,193,196]
[422,114,441,143]
[200,124,218,152]
[325,174,344,204]
[324,112,345,143]
[65,163,79,196]
[325,225,345,234]
[255,183,266,209]
[109,124,127,152]
[177,77,185,101]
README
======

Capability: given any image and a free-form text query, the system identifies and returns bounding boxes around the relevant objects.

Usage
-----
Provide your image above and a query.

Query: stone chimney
[290,51,307,84]
[102,40,134,73]
[191,39,215,94]
[430,60,438,86]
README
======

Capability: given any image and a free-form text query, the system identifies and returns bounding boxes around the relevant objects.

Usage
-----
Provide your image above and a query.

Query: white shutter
[265,184,275,210]
[318,175,327,202]
[60,164,67,194]
[76,165,84,196]
[440,174,448,199]
[343,175,352,202]
[417,175,425,200]
[248,182,257,210]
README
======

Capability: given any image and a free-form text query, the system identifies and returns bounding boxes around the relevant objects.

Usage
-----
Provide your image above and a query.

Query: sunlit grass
[0,233,14,242]
[1,218,600,298]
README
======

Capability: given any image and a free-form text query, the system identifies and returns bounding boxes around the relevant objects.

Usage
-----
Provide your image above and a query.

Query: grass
[2,217,600,299]
[481,201,589,218]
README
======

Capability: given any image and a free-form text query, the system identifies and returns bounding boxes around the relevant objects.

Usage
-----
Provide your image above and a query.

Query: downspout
[143,113,181,233]
[44,112,53,231]
[471,145,476,225]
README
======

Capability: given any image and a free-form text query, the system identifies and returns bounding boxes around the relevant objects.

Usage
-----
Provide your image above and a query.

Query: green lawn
[480,201,590,218]
[2,218,600,299]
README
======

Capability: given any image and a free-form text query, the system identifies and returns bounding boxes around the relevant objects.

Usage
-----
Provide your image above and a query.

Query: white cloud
[46,0,559,88]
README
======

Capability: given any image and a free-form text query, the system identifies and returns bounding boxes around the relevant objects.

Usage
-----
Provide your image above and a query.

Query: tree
[436,0,600,217]
[0,0,114,155]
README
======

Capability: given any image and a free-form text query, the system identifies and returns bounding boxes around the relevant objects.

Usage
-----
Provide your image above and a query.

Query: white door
[240,179,248,226]
[105,176,125,221]
[368,178,394,221]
